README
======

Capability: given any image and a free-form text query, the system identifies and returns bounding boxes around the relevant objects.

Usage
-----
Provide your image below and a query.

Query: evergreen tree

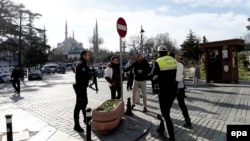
[181,29,203,63]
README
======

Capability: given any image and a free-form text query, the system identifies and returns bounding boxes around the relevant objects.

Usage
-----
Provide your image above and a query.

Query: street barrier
[86,108,92,141]
[125,97,133,115]
[193,77,198,87]
[5,114,13,141]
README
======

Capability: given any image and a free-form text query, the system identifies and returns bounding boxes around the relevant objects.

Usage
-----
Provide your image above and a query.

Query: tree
[0,0,50,67]
[127,33,177,60]
[153,33,176,53]
[180,29,203,64]
[0,0,23,39]
[89,21,103,64]
[127,35,141,55]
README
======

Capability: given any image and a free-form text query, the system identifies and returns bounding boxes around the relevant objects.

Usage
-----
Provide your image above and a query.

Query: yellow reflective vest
[156,56,177,71]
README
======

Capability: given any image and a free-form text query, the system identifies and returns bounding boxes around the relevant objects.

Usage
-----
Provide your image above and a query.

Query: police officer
[153,45,177,141]
[73,50,92,132]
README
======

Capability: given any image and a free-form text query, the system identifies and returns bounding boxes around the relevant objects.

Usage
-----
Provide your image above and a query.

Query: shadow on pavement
[9,94,24,102]
[90,114,151,141]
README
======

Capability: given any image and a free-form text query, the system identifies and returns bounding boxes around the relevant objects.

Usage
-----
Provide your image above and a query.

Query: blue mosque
[54,21,84,61]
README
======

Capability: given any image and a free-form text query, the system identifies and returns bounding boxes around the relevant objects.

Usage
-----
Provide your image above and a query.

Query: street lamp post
[18,10,22,67]
[140,25,145,53]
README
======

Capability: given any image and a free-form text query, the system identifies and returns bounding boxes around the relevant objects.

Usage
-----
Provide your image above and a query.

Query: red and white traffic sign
[116,17,127,38]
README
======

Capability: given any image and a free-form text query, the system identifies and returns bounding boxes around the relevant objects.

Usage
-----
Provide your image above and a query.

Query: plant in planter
[92,99,124,131]
[97,99,121,111]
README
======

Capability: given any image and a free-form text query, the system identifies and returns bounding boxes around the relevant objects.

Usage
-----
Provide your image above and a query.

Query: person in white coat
[176,55,193,129]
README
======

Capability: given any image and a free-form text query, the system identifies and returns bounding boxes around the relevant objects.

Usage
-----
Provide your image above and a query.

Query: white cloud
[173,0,244,8]
[14,0,249,52]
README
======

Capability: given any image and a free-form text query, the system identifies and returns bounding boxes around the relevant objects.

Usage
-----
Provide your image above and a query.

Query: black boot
[74,126,84,132]
[183,120,193,129]
[74,119,84,132]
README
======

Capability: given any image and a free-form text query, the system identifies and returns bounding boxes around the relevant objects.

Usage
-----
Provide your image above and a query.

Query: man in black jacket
[11,65,22,95]
[123,53,150,112]
[73,50,92,132]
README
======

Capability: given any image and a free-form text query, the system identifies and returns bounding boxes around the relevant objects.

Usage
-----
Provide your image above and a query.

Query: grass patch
[97,99,120,111]
[239,69,250,80]
[185,67,250,80]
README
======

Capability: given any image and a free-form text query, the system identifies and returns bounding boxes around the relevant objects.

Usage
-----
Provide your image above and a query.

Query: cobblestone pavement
[1,72,250,141]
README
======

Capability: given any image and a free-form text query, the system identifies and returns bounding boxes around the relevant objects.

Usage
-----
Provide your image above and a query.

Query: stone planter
[92,99,124,131]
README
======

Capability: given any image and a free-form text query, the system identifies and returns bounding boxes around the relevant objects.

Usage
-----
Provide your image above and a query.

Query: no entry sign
[116,17,127,38]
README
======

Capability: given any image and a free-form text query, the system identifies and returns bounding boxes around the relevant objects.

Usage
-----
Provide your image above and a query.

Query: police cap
[157,45,168,52]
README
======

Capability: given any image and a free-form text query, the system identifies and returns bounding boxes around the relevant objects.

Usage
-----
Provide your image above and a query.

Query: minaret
[94,20,98,51]
[93,20,99,64]
[73,30,74,39]
[65,21,68,40]
[95,20,98,42]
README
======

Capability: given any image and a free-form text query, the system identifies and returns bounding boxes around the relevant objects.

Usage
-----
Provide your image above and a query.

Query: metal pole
[5,114,13,141]
[120,37,123,100]
[141,33,143,53]
[86,108,92,141]
[18,11,22,67]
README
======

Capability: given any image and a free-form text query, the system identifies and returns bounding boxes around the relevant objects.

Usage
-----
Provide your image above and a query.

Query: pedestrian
[125,57,134,91]
[123,53,151,112]
[176,56,187,97]
[20,66,25,85]
[11,65,22,95]
[153,45,177,141]
[149,58,159,94]
[104,56,121,99]
[175,55,193,129]
[73,50,93,132]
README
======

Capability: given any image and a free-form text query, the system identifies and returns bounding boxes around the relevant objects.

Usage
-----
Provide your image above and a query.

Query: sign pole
[116,17,127,101]
[120,37,123,100]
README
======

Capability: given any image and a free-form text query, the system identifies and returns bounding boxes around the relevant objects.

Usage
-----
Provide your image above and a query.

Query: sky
[15,0,250,52]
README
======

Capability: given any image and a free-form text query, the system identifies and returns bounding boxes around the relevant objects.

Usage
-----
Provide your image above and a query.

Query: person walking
[73,50,92,132]
[153,45,177,141]
[11,65,22,95]
[104,56,121,99]
[125,57,134,91]
[149,59,159,94]
[123,53,151,112]
[176,55,193,129]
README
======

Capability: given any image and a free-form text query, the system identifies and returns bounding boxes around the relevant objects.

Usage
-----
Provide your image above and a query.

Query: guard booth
[200,39,245,83]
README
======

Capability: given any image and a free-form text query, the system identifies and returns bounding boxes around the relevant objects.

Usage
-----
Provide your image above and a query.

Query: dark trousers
[127,75,134,89]
[151,79,159,93]
[74,87,88,127]
[109,86,121,99]
[12,79,20,93]
[158,87,176,140]
[176,88,191,123]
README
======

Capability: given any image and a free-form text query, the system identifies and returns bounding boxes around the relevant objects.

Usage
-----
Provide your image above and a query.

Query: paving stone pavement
[0,72,250,141]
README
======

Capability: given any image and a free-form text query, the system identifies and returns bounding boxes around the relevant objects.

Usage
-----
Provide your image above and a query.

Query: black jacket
[75,58,92,87]
[11,68,22,80]
[123,59,150,81]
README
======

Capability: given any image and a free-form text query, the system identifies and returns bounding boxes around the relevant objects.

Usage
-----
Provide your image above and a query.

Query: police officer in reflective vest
[153,45,177,141]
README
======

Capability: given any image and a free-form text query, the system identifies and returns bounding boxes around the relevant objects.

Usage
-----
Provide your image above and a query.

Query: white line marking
[117,24,127,31]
